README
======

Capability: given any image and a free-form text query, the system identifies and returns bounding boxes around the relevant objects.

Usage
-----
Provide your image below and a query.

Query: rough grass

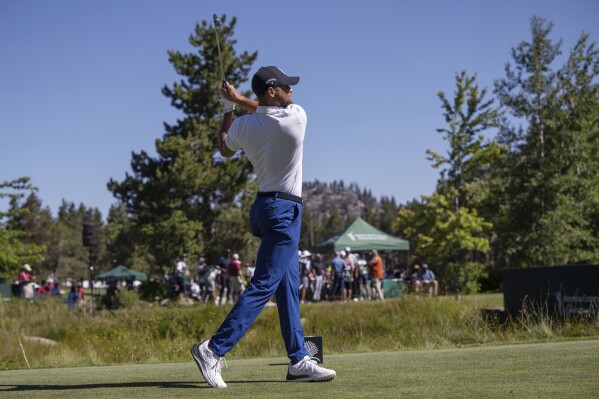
[1,340,598,399]
[1,293,598,370]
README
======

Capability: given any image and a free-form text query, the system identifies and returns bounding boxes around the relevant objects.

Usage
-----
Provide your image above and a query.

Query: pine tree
[0,178,45,280]
[108,16,257,270]
[492,16,599,267]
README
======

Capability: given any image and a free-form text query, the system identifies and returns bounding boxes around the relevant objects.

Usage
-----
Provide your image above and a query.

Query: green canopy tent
[313,217,410,253]
[312,217,409,298]
[95,265,148,282]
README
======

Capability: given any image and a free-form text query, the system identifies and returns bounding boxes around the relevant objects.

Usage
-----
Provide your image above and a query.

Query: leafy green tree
[108,16,257,270]
[0,178,45,281]
[397,72,499,294]
[492,16,599,267]
[395,191,491,294]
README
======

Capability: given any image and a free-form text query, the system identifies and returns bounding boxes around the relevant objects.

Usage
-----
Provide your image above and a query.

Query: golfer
[191,66,336,388]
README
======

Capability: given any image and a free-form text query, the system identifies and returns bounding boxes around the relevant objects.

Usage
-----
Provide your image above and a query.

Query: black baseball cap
[251,66,300,96]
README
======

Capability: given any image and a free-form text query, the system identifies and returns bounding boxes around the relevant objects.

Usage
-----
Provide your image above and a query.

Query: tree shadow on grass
[0,379,285,392]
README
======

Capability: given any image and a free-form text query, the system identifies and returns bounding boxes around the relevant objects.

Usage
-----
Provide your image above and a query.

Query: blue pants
[209,196,309,364]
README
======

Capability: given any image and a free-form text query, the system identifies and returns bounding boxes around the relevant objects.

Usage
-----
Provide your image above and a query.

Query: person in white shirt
[190,66,335,388]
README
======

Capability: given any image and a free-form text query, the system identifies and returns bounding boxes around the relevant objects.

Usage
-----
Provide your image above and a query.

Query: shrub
[138,280,167,301]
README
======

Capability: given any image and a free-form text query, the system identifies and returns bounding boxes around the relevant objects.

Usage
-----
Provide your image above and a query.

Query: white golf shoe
[190,340,227,388]
[286,355,336,382]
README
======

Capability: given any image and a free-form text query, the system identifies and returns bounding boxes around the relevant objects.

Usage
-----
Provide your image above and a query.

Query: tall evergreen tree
[0,178,45,281]
[427,71,503,211]
[44,201,105,281]
[104,202,154,273]
[7,192,53,250]
[7,192,53,276]
[493,16,599,267]
[108,16,257,271]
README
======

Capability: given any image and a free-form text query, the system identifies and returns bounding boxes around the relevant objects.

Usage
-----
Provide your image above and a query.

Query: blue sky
[1,0,597,218]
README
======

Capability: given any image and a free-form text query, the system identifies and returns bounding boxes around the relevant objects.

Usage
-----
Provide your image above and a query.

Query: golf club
[212,14,225,85]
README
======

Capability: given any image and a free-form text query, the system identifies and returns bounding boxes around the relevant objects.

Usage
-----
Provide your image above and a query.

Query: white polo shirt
[225,104,306,197]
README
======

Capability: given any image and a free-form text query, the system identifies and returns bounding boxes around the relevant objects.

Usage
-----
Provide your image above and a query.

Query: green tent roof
[313,217,410,252]
[95,265,148,281]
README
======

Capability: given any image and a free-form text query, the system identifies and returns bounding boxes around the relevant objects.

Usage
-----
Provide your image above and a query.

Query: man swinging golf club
[190,66,336,388]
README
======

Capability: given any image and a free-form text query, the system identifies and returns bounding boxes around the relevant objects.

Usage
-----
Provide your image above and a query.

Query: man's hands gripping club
[219,94,235,114]
[219,82,258,114]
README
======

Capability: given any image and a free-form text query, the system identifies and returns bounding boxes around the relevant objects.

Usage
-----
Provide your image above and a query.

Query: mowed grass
[1,339,597,399]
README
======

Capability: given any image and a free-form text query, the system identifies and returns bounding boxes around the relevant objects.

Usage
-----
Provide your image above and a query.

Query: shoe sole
[286,372,336,382]
[190,343,226,388]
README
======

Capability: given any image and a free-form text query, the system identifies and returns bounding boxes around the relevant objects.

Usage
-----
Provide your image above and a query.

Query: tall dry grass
[1,294,597,370]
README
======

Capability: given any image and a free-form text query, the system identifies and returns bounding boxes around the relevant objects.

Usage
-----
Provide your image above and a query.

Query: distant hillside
[302,180,377,220]
[299,180,399,248]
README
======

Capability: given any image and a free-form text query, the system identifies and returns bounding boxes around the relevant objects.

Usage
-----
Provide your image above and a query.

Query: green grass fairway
[1,340,597,399]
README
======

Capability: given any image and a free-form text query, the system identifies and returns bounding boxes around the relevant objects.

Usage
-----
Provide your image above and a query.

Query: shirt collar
[256,105,290,113]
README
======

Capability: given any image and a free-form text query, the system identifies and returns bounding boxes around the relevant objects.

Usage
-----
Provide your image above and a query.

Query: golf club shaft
[213,14,225,84]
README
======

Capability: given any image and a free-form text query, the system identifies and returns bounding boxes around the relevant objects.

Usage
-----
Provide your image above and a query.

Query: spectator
[205,264,218,305]
[345,247,358,300]
[77,282,84,300]
[311,254,325,302]
[217,249,231,305]
[342,251,354,302]
[415,264,438,297]
[330,251,345,301]
[66,285,80,310]
[51,279,61,296]
[245,260,256,287]
[299,250,312,304]
[196,257,210,300]
[401,264,419,293]
[323,262,334,301]
[368,250,385,300]
[37,280,47,298]
[357,255,370,301]
[190,281,201,301]
[18,264,35,299]
[228,254,243,303]
[174,254,189,301]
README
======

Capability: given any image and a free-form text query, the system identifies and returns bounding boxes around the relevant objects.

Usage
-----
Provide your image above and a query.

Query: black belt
[257,191,303,204]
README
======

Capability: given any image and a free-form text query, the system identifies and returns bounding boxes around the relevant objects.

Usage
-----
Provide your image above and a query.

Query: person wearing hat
[402,263,420,293]
[190,67,335,388]
[18,264,35,299]
[415,263,438,297]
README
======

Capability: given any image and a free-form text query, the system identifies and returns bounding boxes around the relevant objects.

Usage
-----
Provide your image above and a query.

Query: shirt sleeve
[224,120,241,152]
[290,104,307,125]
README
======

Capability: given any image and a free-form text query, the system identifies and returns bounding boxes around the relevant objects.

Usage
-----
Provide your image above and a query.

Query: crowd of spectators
[13,263,85,308]
[172,247,439,305]
[11,249,439,308]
